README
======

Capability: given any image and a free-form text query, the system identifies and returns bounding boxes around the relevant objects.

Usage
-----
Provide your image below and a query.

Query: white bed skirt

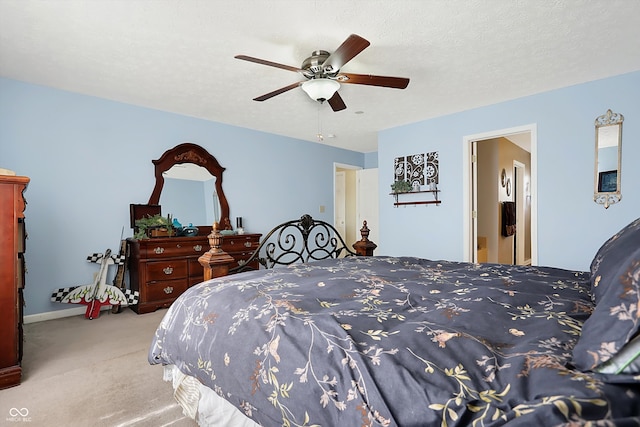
[163,365,260,427]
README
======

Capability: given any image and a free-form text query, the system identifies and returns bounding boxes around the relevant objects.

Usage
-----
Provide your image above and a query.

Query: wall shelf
[390,189,441,207]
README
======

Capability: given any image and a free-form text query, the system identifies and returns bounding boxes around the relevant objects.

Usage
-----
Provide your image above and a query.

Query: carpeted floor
[0,308,196,427]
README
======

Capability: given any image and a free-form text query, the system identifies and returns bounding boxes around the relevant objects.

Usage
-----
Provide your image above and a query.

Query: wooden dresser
[127,233,260,314]
[0,175,29,389]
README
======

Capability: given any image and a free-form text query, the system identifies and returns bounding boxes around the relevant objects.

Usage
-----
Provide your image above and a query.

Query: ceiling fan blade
[253,82,302,102]
[337,73,410,89]
[235,55,303,73]
[327,92,347,112]
[321,34,370,74]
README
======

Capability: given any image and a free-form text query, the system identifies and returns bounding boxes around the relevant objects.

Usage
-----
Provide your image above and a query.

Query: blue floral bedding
[149,256,640,426]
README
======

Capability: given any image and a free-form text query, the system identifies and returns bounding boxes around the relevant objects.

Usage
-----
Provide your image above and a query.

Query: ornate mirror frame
[594,109,623,209]
[148,143,230,227]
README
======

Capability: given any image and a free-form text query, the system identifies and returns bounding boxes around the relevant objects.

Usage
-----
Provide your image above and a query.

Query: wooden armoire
[0,175,29,389]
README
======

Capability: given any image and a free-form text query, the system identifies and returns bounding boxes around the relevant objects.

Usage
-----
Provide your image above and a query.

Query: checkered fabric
[123,289,139,305]
[86,253,104,263]
[51,287,77,302]
[86,251,124,265]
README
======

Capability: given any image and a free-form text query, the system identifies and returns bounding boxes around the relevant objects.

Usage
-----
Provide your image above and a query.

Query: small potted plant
[134,214,174,239]
[390,180,413,194]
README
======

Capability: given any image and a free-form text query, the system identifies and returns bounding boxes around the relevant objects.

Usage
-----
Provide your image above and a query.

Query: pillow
[589,217,640,296]
[572,217,640,371]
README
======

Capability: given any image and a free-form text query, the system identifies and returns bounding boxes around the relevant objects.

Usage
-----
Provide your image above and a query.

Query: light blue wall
[379,71,640,271]
[0,78,365,316]
[364,151,378,168]
[3,72,638,316]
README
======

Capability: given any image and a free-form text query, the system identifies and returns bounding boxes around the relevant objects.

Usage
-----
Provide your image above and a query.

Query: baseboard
[24,306,113,324]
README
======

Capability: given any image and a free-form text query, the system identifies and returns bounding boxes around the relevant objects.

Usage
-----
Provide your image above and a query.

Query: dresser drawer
[230,250,256,263]
[18,219,26,253]
[16,254,25,289]
[222,235,260,252]
[144,279,189,301]
[146,260,188,281]
[139,239,208,259]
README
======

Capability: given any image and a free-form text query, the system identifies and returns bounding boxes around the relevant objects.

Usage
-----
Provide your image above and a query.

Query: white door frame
[513,160,526,265]
[335,170,346,238]
[334,162,362,243]
[471,140,478,263]
[462,124,538,264]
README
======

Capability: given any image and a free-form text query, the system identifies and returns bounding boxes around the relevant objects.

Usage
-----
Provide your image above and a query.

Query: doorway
[334,164,359,246]
[463,125,537,265]
[334,164,379,249]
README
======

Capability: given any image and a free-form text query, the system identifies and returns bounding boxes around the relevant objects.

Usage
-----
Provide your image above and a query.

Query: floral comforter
[149,256,640,426]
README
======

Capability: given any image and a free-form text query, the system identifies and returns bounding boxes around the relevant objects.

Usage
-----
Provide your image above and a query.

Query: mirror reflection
[594,109,623,209]
[160,163,220,226]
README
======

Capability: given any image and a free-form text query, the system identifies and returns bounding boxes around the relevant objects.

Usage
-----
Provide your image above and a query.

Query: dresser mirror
[160,163,219,227]
[594,109,623,209]
[148,143,230,230]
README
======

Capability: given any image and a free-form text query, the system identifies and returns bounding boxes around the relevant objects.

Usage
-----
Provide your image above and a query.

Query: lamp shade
[301,79,340,101]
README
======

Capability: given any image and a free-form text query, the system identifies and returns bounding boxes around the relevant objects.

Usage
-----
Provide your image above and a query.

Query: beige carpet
[0,308,196,427]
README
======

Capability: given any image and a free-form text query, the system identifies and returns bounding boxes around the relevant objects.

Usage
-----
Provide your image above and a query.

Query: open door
[334,164,379,250]
[513,160,528,264]
[464,125,537,265]
[334,164,358,245]
[470,141,479,263]
[335,170,346,238]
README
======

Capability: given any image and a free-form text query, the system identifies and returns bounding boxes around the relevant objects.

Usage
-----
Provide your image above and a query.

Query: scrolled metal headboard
[230,214,373,273]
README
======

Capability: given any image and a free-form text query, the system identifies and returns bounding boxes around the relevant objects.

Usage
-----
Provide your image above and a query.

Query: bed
[149,216,640,426]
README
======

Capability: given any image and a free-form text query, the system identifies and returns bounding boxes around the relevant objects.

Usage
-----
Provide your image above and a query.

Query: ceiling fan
[235,34,410,112]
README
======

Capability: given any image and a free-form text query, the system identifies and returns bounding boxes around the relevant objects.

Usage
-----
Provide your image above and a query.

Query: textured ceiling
[1,0,639,153]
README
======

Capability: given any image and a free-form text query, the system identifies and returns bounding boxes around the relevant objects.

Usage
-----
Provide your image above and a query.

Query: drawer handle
[193,245,202,252]
[154,247,165,254]
[244,242,252,247]
[163,267,174,275]
[163,286,174,294]
[176,244,181,248]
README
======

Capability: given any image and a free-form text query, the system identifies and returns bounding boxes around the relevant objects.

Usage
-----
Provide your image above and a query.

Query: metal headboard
[230,214,365,274]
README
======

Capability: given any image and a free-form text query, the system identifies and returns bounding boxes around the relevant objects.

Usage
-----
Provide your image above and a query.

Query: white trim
[462,124,538,264]
[333,162,362,244]
[513,160,526,265]
[24,305,114,324]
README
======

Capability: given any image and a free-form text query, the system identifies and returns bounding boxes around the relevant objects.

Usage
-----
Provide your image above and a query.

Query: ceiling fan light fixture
[301,79,340,101]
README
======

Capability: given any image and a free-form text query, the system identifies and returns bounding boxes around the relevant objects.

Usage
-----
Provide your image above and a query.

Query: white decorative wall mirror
[594,109,623,209]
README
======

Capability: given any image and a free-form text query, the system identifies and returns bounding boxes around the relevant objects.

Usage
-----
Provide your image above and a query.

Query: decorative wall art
[394,151,439,190]
[392,151,441,206]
